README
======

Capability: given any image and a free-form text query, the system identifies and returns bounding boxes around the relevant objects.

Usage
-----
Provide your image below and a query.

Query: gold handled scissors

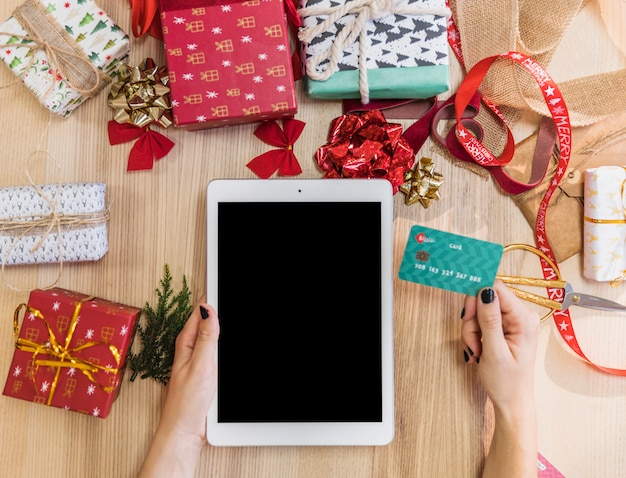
[496,244,626,321]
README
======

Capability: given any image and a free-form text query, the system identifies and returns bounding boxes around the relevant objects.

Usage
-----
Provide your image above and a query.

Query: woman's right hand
[460,279,540,409]
[460,279,541,478]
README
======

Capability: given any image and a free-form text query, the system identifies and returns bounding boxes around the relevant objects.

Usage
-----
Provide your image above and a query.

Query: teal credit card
[398,225,504,296]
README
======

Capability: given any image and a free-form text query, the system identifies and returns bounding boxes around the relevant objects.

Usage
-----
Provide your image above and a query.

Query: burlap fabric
[449,0,626,128]
[449,0,626,261]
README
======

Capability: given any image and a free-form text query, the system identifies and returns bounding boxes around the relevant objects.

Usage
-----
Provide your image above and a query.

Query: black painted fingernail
[460,307,465,319]
[200,306,209,320]
[463,350,469,363]
[481,288,495,304]
[467,346,474,357]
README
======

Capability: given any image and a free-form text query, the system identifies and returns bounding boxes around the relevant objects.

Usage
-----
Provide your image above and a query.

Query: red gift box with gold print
[160,0,298,130]
[2,288,141,418]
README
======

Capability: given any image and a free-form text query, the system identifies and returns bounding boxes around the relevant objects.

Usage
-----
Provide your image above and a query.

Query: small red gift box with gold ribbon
[3,288,141,418]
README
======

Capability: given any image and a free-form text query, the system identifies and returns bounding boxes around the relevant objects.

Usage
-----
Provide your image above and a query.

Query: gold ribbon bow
[297,0,450,104]
[108,58,173,128]
[399,156,444,207]
[13,298,121,406]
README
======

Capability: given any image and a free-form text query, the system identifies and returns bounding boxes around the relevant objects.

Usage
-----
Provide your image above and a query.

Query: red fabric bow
[284,0,301,28]
[247,119,305,178]
[129,0,163,40]
[315,110,415,193]
[107,122,174,171]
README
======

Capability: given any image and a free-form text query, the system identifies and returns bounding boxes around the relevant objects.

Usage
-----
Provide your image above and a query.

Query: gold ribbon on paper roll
[583,166,626,284]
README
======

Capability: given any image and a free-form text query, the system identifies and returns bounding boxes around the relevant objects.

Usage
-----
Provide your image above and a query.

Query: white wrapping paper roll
[583,166,626,282]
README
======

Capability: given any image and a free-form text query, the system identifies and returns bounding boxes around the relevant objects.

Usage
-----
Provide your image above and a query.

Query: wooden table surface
[1,1,626,477]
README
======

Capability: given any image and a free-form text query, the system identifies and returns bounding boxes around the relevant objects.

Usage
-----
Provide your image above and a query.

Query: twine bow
[246,119,305,178]
[13,299,121,406]
[1,0,107,97]
[298,0,450,104]
[0,153,110,291]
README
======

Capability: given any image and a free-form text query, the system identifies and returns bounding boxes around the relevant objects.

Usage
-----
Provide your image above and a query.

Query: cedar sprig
[128,264,193,385]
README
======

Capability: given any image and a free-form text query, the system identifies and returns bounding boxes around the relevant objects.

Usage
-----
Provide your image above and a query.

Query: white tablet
[205,178,394,446]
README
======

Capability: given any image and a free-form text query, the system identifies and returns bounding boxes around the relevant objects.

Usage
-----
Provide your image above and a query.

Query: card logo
[415,232,434,244]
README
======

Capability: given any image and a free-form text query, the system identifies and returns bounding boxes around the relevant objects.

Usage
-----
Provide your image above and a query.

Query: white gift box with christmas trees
[0,0,130,116]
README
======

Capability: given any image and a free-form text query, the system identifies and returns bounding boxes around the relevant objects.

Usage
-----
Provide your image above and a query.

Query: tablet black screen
[217,201,383,423]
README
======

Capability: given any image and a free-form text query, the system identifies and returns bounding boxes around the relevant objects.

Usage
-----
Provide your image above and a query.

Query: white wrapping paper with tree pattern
[0,0,130,117]
[583,166,626,282]
[0,182,108,265]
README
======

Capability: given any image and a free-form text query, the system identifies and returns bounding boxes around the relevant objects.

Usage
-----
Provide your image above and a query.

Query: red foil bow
[247,119,306,178]
[315,111,415,192]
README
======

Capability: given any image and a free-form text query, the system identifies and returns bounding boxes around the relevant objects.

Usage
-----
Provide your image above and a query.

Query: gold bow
[399,157,444,207]
[13,297,121,407]
[108,58,172,129]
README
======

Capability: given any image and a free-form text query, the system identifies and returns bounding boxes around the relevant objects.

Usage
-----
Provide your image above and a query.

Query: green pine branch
[129,264,193,385]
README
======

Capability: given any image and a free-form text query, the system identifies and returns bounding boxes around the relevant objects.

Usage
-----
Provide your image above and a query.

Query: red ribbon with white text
[445,9,555,194]
[454,51,626,375]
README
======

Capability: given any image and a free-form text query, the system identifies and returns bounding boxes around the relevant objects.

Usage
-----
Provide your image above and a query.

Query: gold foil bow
[13,298,121,406]
[399,157,444,207]
[108,58,173,128]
